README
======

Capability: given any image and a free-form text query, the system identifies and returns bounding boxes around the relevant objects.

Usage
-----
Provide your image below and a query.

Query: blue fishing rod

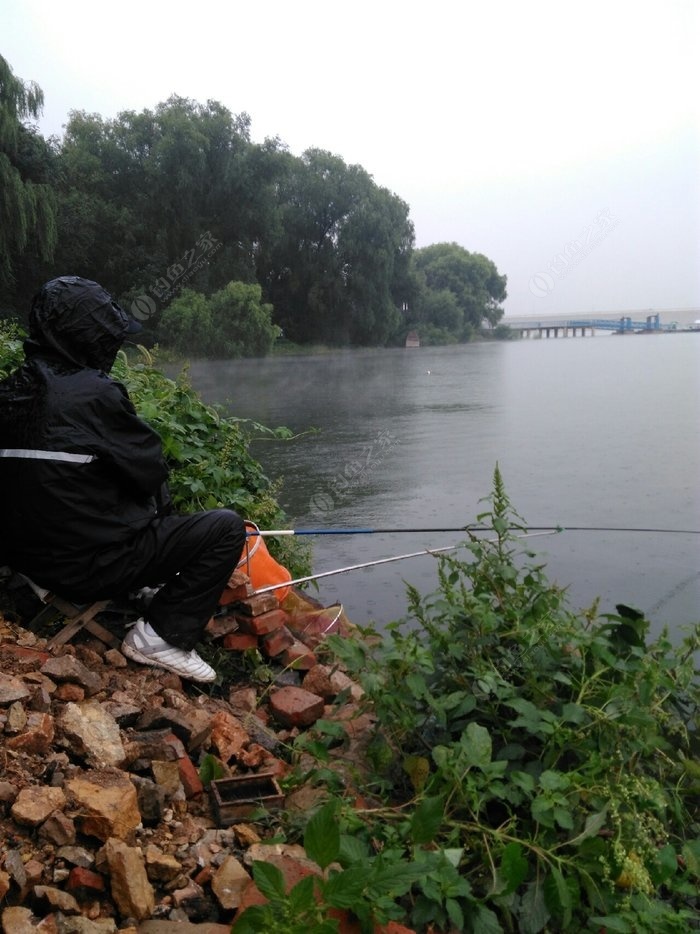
[247,525,700,536]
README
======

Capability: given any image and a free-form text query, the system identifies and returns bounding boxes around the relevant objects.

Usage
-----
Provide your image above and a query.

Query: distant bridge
[503,313,680,339]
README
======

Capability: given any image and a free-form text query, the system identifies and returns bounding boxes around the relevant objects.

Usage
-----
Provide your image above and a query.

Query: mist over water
[180,335,700,637]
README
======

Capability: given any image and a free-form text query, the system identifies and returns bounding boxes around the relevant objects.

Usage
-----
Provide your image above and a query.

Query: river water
[179,334,700,638]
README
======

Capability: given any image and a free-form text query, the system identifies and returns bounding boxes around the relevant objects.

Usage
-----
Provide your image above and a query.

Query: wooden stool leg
[47,600,114,649]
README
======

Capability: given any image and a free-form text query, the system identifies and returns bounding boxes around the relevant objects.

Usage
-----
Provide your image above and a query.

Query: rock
[301,664,335,700]
[41,655,103,695]
[269,686,325,728]
[210,710,250,763]
[0,779,18,803]
[0,672,31,704]
[136,923,230,934]
[122,728,186,766]
[65,866,106,894]
[135,706,211,751]
[39,811,77,846]
[103,648,128,668]
[99,701,141,726]
[0,869,10,901]
[33,884,81,914]
[151,760,182,797]
[5,711,54,754]
[56,846,95,868]
[4,848,28,890]
[55,683,86,702]
[144,844,182,883]
[57,701,125,767]
[103,837,155,921]
[130,775,166,824]
[54,916,117,933]
[5,699,28,732]
[329,669,365,701]
[1,906,48,933]
[210,855,250,910]
[11,785,66,827]
[65,771,141,842]
[227,687,257,716]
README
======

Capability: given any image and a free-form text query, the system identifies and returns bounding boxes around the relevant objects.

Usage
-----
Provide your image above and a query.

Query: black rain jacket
[0,277,169,593]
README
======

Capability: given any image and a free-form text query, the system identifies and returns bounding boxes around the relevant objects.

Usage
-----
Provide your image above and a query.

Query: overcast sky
[3,0,699,321]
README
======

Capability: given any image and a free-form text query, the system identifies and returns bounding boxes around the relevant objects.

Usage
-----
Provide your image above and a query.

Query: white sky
[3,0,699,320]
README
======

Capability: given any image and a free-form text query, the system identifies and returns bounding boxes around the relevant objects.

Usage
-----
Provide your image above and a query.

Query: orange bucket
[236,521,292,602]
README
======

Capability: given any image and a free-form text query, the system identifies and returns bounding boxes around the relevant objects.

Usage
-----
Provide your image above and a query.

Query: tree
[158,281,277,358]
[0,55,57,306]
[412,242,507,340]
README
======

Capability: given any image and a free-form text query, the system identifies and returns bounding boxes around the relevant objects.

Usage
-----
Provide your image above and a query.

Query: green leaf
[471,903,504,934]
[411,795,444,845]
[567,807,608,847]
[304,801,340,870]
[539,770,569,792]
[322,865,368,909]
[553,807,574,830]
[338,833,368,866]
[543,867,572,926]
[519,880,551,934]
[446,896,464,930]
[463,721,492,768]
[589,915,633,932]
[252,860,286,902]
[365,861,426,899]
[287,874,317,915]
[197,753,225,786]
[500,841,528,894]
[232,905,272,933]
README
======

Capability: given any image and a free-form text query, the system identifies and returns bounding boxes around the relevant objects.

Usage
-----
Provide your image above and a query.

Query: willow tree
[0,55,57,300]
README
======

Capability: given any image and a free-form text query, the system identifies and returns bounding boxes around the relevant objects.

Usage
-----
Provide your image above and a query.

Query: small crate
[209,773,284,826]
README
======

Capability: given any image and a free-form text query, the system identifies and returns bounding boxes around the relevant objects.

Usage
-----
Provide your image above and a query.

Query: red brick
[280,641,317,670]
[301,665,334,700]
[205,614,240,638]
[222,632,259,652]
[0,643,51,666]
[269,686,325,728]
[235,593,279,617]
[261,626,295,658]
[178,755,204,798]
[235,609,288,636]
[219,571,254,606]
[54,682,85,702]
[66,866,105,894]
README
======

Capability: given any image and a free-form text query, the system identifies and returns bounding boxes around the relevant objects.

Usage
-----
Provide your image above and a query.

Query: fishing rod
[254,529,559,595]
[247,525,700,537]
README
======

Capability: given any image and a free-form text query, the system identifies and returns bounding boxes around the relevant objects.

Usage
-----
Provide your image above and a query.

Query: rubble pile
[0,572,413,933]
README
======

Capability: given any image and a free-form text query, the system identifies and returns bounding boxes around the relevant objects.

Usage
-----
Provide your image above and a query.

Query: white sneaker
[121,618,216,683]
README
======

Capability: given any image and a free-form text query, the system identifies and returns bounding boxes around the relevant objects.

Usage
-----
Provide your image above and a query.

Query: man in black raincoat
[0,276,246,682]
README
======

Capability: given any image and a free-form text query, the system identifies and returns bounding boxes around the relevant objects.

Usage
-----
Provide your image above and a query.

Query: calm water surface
[180,335,700,636]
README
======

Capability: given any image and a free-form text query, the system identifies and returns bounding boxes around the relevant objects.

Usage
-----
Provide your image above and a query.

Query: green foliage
[0,54,57,300]
[0,320,25,377]
[410,242,508,342]
[159,281,278,358]
[298,466,699,932]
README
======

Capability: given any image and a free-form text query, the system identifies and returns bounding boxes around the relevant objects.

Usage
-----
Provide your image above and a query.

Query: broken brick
[177,755,204,798]
[222,632,259,652]
[261,626,295,658]
[235,608,288,636]
[269,686,325,728]
[280,641,317,670]
[234,593,280,617]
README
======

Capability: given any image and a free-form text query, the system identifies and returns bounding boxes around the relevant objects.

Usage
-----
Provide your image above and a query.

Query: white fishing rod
[253,529,560,595]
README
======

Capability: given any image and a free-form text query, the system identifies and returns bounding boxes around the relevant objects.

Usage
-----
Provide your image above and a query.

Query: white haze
[2,0,699,320]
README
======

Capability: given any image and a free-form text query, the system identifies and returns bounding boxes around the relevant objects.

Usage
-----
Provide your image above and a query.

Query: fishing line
[247,525,700,537]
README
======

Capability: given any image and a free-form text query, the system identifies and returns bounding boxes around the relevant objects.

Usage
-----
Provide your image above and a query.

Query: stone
[5,699,28,732]
[301,664,335,700]
[56,846,95,868]
[40,655,103,695]
[329,669,365,701]
[1,907,42,933]
[0,870,9,901]
[103,837,155,921]
[0,779,18,803]
[11,785,66,827]
[135,706,211,751]
[144,844,182,883]
[227,687,257,715]
[54,919,117,934]
[39,811,77,846]
[269,686,325,728]
[33,885,81,914]
[122,728,186,765]
[210,709,250,763]
[210,854,251,910]
[151,760,182,797]
[65,771,141,842]
[99,701,141,726]
[57,701,125,768]
[136,923,230,934]
[204,614,240,638]
[5,711,54,754]
[130,775,166,824]
[55,682,86,702]
[0,672,31,705]
[103,647,128,668]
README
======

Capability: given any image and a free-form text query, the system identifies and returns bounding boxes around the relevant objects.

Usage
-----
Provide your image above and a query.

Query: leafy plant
[305,466,700,932]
